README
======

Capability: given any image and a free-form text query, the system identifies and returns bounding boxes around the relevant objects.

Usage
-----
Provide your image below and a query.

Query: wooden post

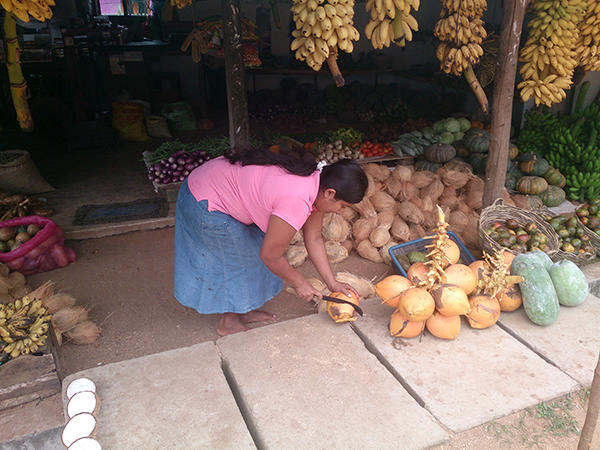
[579,354,600,450]
[482,0,528,207]
[222,0,250,149]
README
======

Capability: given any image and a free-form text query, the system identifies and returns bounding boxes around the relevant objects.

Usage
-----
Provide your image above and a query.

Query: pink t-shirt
[188,157,320,232]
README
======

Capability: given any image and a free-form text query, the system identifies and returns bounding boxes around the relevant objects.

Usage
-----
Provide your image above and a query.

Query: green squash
[539,185,566,207]
[507,160,522,178]
[458,117,471,132]
[519,157,550,176]
[414,159,442,172]
[453,141,470,158]
[548,260,589,306]
[508,143,519,160]
[424,143,456,163]
[469,153,488,175]
[544,167,566,187]
[516,176,548,195]
[517,151,542,163]
[505,173,517,190]
[512,253,560,326]
[464,128,490,154]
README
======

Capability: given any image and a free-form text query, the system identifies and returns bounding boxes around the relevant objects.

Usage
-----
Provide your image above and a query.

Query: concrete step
[352,299,579,433]
[498,294,600,386]
[217,314,449,450]
[62,342,255,449]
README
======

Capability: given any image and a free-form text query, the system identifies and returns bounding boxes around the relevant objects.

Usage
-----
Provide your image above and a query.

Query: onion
[183,170,190,176]
[185,163,196,171]
[177,157,186,165]
[168,156,175,163]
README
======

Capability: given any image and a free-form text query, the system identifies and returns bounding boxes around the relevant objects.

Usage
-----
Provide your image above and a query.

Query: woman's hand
[327,280,359,299]
[294,279,323,302]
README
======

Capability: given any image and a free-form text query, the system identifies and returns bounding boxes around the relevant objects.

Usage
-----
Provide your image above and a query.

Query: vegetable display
[483,219,551,253]
[544,213,595,256]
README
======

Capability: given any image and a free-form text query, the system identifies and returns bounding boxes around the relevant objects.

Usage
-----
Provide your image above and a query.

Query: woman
[174,147,368,336]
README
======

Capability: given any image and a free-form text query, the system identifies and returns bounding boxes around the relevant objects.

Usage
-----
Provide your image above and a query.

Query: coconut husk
[0,292,13,304]
[8,271,25,288]
[457,200,472,215]
[356,240,384,263]
[391,217,410,241]
[377,209,395,230]
[10,285,30,299]
[461,212,481,249]
[439,187,459,210]
[369,226,391,248]
[353,217,375,241]
[503,196,516,207]
[421,176,445,203]
[325,241,349,263]
[408,223,427,241]
[350,196,377,220]
[466,188,483,210]
[397,181,418,202]
[391,165,412,182]
[511,194,544,210]
[65,320,101,345]
[423,210,438,230]
[397,201,425,224]
[0,276,10,294]
[285,244,308,267]
[322,213,350,242]
[371,191,396,211]
[410,197,424,210]
[441,170,471,189]
[363,163,390,182]
[410,171,436,188]
[449,210,469,233]
[466,176,485,194]
[28,281,56,302]
[339,206,358,223]
[0,263,9,277]
[43,293,77,314]
[341,239,354,252]
[376,164,392,181]
[384,177,402,198]
[421,195,434,213]
[364,174,377,198]
[335,271,375,299]
[290,230,304,245]
[286,278,330,297]
[380,240,399,266]
[52,306,89,333]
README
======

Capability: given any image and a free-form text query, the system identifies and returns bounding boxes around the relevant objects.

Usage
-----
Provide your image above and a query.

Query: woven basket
[478,199,559,258]
[535,207,596,263]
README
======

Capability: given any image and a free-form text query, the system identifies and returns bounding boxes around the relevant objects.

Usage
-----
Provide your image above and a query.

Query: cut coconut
[66,378,96,399]
[61,413,97,447]
[68,437,102,450]
[67,391,100,419]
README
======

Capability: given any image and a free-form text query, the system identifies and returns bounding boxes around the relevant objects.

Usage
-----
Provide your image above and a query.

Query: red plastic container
[0,216,76,275]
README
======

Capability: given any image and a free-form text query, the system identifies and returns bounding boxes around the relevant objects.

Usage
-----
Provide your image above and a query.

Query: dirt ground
[25,228,592,448]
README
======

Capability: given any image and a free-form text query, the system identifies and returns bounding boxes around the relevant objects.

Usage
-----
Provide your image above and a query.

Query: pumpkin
[431,284,471,315]
[424,143,456,163]
[508,142,519,160]
[471,121,485,129]
[519,157,550,176]
[426,312,461,340]
[326,291,360,323]
[517,151,541,163]
[463,128,490,153]
[389,310,425,338]
[397,287,435,321]
[468,153,488,175]
[466,295,501,328]
[538,185,566,207]
[516,176,548,195]
[407,262,429,284]
[543,167,566,187]
[497,284,522,312]
[444,264,478,295]
[414,159,442,172]
[375,275,413,308]
[505,173,517,191]
[506,160,522,178]
[454,141,470,158]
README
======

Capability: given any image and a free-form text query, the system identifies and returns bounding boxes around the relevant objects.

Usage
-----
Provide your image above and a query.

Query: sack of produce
[145,115,172,138]
[0,150,55,195]
[0,216,76,275]
[161,102,197,131]
[112,102,149,142]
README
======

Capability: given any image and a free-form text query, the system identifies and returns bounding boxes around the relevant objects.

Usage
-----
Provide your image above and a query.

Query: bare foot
[241,310,276,324]
[217,313,250,336]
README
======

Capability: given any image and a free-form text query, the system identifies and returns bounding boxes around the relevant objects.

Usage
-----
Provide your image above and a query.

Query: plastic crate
[389,231,475,277]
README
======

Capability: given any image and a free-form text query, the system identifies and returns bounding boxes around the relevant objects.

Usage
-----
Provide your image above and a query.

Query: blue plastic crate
[389,231,476,277]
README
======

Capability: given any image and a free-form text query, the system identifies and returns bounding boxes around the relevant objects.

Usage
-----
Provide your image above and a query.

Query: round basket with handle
[478,199,559,258]
[535,206,596,263]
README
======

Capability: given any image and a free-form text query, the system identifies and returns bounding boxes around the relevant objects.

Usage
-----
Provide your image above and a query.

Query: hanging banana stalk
[3,13,33,132]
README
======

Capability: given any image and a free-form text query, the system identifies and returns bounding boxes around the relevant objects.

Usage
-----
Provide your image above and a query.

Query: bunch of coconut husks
[285,162,522,268]
[0,262,101,362]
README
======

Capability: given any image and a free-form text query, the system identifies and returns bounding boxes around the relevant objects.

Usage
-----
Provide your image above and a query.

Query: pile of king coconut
[285,162,535,267]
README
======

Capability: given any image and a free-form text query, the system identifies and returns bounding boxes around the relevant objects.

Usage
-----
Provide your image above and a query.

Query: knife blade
[320,295,363,316]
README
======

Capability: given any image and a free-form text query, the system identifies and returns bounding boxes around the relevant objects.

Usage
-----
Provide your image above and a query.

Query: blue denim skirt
[173,180,283,314]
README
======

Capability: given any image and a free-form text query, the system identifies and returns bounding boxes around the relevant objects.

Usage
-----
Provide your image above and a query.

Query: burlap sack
[0,150,54,194]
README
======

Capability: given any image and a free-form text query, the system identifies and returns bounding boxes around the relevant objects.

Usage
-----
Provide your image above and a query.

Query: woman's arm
[261,215,321,301]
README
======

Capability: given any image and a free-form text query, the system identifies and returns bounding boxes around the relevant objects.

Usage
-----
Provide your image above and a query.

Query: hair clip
[316,160,328,171]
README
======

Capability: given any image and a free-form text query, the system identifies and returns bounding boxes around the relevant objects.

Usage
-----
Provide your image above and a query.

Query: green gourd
[512,253,560,326]
[512,251,553,272]
[548,260,588,306]
[538,185,566,207]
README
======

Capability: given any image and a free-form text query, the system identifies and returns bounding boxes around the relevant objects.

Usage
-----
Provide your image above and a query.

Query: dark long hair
[320,159,368,204]
[224,147,317,176]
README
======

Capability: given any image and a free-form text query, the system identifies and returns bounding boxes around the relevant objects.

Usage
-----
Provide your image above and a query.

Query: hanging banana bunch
[577,0,600,71]
[0,0,54,22]
[170,0,192,9]
[517,0,588,107]
[181,28,208,63]
[290,0,360,85]
[364,0,420,50]
[434,0,488,112]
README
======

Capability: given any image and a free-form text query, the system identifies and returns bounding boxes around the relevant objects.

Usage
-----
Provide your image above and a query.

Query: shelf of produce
[358,155,414,166]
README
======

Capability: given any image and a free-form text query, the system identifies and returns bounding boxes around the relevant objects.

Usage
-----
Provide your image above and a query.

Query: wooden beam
[482,0,528,207]
[222,0,251,149]
[579,354,600,450]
